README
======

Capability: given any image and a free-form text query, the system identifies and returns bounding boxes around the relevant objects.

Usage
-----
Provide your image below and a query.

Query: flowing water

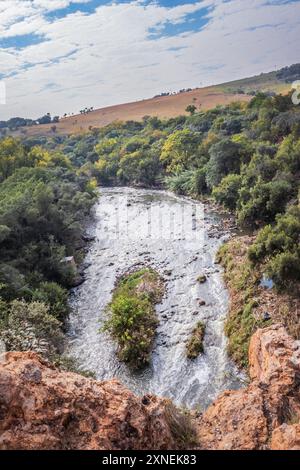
[67,187,243,409]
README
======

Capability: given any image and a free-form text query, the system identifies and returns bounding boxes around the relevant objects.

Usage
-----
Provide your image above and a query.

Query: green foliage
[160,129,200,173]
[118,148,162,186]
[217,239,268,367]
[238,177,293,226]
[212,174,242,210]
[0,137,96,363]
[185,104,197,115]
[0,299,63,357]
[32,282,69,321]
[165,167,208,196]
[224,299,264,368]
[248,206,300,288]
[206,138,243,188]
[103,269,163,368]
[186,321,205,359]
[0,166,95,288]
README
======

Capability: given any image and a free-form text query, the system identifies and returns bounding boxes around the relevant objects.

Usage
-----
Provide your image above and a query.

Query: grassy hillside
[218,70,290,95]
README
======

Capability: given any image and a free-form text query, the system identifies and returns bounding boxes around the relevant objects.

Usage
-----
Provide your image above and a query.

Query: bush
[103,269,164,368]
[212,174,242,210]
[206,138,242,188]
[248,205,300,288]
[186,322,205,359]
[0,299,64,357]
[32,282,69,321]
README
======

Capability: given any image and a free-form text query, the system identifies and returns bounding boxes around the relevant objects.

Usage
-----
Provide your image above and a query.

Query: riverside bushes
[248,205,300,289]
[217,239,272,367]
[0,138,96,360]
[103,268,164,368]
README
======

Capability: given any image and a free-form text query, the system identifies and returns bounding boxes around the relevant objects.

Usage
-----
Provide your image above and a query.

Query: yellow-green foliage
[103,268,164,369]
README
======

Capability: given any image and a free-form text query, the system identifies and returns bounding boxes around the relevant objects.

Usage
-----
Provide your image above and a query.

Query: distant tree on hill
[186,104,197,116]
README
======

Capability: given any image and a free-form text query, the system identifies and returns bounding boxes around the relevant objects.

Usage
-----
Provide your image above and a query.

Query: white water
[67,187,243,409]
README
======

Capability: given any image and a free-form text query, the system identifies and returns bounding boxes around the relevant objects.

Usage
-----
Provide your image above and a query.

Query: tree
[160,129,200,173]
[212,174,242,210]
[248,206,300,288]
[0,137,26,181]
[206,138,242,188]
[186,104,197,116]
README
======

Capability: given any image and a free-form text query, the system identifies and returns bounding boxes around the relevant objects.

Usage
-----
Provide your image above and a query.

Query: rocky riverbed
[67,187,243,408]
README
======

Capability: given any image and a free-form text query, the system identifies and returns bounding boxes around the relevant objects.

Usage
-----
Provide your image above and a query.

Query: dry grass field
[16,70,291,137]
[18,86,251,137]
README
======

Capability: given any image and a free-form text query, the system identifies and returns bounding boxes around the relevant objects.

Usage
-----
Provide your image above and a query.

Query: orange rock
[0,352,179,450]
[271,424,300,450]
[1,324,300,450]
[198,324,300,450]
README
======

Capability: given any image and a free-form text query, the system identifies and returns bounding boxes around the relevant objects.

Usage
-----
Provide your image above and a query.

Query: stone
[271,424,300,450]
[1,325,300,450]
[0,352,182,450]
[197,324,300,449]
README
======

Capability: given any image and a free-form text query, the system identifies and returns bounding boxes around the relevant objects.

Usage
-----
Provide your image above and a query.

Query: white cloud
[0,0,300,119]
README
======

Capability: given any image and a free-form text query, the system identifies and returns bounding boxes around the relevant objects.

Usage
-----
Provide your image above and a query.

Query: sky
[0,0,300,120]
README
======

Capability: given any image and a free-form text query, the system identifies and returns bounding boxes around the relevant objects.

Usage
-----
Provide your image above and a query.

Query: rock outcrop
[197,324,300,449]
[0,324,300,450]
[0,352,183,450]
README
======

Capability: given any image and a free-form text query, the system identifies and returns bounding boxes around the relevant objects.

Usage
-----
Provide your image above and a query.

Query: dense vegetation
[36,90,299,290]
[216,239,268,367]
[0,137,96,363]
[103,268,164,368]
[1,87,299,369]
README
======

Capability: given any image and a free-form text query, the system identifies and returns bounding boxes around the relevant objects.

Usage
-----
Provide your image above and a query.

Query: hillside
[17,86,251,137]
[12,64,297,137]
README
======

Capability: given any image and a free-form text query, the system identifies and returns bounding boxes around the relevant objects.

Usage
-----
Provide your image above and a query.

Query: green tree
[160,129,200,173]
[213,174,242,210]
[186,104,197,116]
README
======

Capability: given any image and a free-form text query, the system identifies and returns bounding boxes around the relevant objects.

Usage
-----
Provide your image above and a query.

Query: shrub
[212,174,242,210]
[248,206,300,288]
[0,299,64,357]
[32,281,69,321]
[103,269,164,369]
[186,321,205,359]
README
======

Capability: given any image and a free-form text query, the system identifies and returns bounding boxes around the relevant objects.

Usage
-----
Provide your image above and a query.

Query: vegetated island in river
[103,267,165,369]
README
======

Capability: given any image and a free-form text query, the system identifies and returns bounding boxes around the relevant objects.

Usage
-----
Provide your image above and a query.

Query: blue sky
[0,0,300,119]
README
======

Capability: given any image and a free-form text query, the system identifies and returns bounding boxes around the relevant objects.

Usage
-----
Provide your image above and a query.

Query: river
[67,187,243,409]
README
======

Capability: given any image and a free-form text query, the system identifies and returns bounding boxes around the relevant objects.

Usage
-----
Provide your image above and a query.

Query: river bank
[217,236,300,368]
